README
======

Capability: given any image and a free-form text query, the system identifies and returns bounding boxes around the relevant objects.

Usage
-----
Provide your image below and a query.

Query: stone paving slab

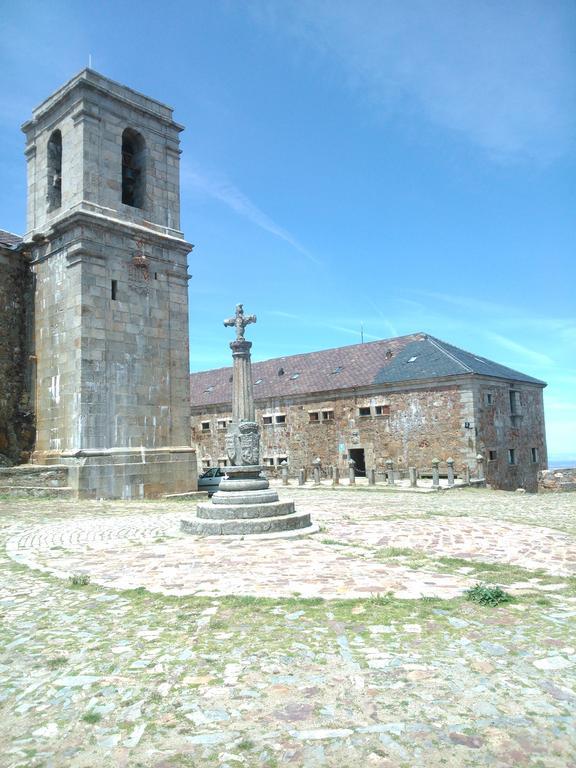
[1,488,575,768]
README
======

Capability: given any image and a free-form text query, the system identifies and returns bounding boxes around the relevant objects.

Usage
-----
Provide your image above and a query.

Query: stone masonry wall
[0,246,34,464]
[31,217,191,458]
[473,380,547,493]
[24,69,182,238]
[538,467,576,493]
[192,383,477,477]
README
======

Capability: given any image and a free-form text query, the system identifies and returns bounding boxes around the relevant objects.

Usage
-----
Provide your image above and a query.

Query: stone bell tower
[22,69,197,498]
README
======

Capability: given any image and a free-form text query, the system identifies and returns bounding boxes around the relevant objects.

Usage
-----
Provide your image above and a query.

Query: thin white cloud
[266,309,381,341]
[266,310,301,320]
[249,0,576,162]
[182,165,321,265]
[484,332,553,367]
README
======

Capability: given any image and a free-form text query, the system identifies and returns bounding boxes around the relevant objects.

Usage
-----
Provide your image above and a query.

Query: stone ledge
[196,500,295,520]
[181,508,312,536]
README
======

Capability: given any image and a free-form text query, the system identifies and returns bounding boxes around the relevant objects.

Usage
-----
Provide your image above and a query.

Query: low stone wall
[0,464,70,488]
[538,467,576,493]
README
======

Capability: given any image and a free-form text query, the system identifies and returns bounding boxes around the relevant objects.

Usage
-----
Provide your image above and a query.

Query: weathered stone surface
[211,489,280,506]
[0,240,34,465]
[183,304,314,537]
[196,500,295,520]
[192,379,547,492]
[538,467,576,493]
[181,508,312,536]
[11,69,198,499]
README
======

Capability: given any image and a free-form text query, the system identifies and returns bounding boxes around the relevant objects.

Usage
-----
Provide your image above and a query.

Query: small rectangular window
[218,458,228,467]
[488,450,497,461]
[322,410,334,421]
[201,421,210,432]
[276,456,287,465]
[509,390,521,415]
[531,447,539,463]
[263,457,274,466]
[375,404,390,416]
[263,415,273,425]
[309,411,320,422]
[508,449,516,465]
[202,459,211,468]
[275,414,286,424]
[484,393,493,406]
[217,419,227,430]
[111,280,118,300]
[359,406,371,417]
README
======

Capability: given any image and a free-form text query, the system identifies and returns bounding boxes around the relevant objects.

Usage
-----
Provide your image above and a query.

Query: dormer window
[122,128,146,208]
[47,130,62,211]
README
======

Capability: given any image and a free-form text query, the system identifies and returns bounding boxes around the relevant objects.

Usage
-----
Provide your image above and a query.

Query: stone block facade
[472,379,547,493]
[193,382,476,476]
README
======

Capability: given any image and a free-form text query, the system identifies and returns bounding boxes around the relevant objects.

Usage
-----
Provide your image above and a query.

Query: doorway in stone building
[349,448,366,477]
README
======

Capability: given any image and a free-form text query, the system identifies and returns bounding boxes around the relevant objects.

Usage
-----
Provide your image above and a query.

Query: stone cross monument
[181,305,316,537]
[223,304,259,463]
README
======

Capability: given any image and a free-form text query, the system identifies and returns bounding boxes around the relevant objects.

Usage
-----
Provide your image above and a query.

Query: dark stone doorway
[349,448,366,477]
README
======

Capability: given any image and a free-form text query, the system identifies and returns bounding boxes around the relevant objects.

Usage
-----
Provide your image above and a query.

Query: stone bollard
[409,466,417,488]
[463,465,470,485]
[313,457,322,486]
[281,460,289,486]
[332,466,340,486]
[368,468,376,485]
[386,458,395,485]
[446,457,454,487]
[432,458,440,488]
[476,454,485,481]
[298,468,305,486]
[348,459,356,485]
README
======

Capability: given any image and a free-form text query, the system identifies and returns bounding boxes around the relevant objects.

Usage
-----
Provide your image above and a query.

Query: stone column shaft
[231,340,255,423]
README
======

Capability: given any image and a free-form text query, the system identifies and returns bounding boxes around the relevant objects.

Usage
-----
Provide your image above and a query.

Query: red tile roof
[190,332,545,408]
[190,333,424,407]
[0,229,22,248]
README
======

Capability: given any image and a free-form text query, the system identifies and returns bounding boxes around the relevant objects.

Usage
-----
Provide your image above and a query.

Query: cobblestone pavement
[1,487,575,767]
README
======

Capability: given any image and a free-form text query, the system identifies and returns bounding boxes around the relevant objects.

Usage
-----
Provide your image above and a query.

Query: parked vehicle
[197,466,226,495]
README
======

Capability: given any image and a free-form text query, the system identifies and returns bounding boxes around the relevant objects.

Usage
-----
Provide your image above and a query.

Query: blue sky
[1,0,575,459]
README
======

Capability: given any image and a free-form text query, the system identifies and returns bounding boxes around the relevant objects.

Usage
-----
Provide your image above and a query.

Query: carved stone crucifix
[223,303,257,341]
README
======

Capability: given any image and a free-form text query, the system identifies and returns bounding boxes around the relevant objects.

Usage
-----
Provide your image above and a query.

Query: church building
[0,70,197,498]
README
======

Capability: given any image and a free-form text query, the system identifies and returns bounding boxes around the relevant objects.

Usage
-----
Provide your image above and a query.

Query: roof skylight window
[290,373,300,380]
[407,356,418,363]
[331,366,343,374]
[204,385,215,392]
[254,379,263,385]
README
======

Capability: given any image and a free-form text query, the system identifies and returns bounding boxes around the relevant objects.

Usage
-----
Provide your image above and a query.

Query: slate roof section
[190,332,546,408]
[0,229,23,248]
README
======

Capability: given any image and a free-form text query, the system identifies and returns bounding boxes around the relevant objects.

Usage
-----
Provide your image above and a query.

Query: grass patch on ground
[46,656,68,670]
[465,583,513,607]
[81,711,102,724]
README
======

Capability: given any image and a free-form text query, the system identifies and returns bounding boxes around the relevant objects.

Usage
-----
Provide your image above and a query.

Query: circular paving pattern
[6,497,576,599]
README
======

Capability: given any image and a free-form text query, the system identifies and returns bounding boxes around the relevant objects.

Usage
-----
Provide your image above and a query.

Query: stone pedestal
[181,465,315,537]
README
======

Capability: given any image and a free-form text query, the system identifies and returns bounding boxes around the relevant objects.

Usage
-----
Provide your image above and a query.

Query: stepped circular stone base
[181,505,313,536]
[219,478,269,492]
[196,500,295,520]
[211,488,279,506]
